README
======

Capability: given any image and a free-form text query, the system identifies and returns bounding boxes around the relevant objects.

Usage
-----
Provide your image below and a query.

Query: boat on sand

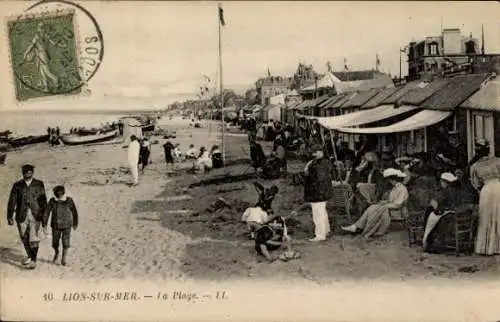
[61,130,119,146]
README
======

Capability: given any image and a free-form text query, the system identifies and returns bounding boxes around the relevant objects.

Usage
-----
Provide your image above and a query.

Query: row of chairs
[329,182,476,256]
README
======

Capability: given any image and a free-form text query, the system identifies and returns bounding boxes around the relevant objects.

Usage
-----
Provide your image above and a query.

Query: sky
[1,1,499,111]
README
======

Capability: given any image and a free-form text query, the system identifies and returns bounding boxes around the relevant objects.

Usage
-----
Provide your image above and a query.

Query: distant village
[170,27,500,160]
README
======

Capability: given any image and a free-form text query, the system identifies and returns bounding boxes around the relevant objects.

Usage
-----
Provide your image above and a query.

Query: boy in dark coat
[43,185,79,266]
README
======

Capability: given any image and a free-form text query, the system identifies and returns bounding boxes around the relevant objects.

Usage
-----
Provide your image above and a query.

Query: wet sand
[0,118,499,284]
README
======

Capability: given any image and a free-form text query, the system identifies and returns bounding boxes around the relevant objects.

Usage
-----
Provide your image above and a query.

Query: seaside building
[255,75,293,106]
[406,27,500,81]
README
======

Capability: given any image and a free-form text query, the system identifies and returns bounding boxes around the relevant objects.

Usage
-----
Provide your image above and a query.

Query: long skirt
[475,178,500,255]
[310,201,330,239]
[422,211,454,250]
[355,204,391,238]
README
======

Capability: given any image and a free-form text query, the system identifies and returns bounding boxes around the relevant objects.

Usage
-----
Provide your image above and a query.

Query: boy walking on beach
[43,185,79,266]
[7,164,47,269]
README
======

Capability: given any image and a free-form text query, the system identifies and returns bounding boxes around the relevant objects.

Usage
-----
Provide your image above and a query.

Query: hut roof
[381,81,425,104]
[422,74,490,111]
[398,78,450,106]
[460,76,500,112]
[361,87,400,109]
[341,89,381,108]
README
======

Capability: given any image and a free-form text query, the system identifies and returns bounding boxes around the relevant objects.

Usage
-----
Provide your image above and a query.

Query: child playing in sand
[42,185,79,266]
[241,206,269,239]
[186,144,197,159]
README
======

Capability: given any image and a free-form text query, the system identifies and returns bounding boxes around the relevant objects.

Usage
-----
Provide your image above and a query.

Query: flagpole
[218,4,225,166]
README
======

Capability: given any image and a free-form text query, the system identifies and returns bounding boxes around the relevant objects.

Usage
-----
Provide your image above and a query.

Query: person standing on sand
[303,144,333,242]
[128,135,140,186]
[139,137,151,173]
[163,141,175,172]
[43,185,78,266]
[7,164,47,269]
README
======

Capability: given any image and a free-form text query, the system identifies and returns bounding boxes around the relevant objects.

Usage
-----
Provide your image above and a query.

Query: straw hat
[383,168,406,178]
[440,172,457,183]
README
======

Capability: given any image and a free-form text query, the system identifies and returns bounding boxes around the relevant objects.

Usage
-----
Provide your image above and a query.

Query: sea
[0,111,134,136]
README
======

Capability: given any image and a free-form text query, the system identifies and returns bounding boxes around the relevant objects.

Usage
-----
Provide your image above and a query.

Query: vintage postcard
[1,1,500,321]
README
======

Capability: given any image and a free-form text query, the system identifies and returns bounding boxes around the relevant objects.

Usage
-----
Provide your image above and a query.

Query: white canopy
[316,105,419,130]
[336,109,452,134]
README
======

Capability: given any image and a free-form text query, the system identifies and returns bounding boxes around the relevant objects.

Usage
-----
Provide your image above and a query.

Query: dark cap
[22,164,34,173]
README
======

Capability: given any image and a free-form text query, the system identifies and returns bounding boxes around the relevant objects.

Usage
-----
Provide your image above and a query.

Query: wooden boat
[61,130,119,146]
[141,124,155,132]
[9,134,50,148]
[0,130,12,137]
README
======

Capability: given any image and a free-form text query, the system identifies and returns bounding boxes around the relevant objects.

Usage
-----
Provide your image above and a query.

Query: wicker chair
[404,184,437,246]
[330,183,354,222]
[442,209,476,256]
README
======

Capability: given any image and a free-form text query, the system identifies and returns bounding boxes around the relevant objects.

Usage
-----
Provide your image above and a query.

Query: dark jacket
[250,144,266,168]
[43,197,79,229]
[304,158,333,202]
[7,179,47,223]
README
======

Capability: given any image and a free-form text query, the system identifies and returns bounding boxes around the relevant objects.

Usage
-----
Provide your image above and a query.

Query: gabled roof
[324,93,350,108]
[331,92,358,108]
[381,81,425,105]
[342,89,381,108]
[398,78,450,106]
[361,87,400,109]
[332,70,384,82]
[422,74,490,111]
[461,77,500,112]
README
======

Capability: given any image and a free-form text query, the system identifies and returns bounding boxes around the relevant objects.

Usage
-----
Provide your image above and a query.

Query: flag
[344,58,348,71]
[203,75,211,83]
[481,24,485,55]
[376,54,381,70]
[326,61,332,72]
[205,86,209,93]
[267,68,271,77]
[218,4,225,26]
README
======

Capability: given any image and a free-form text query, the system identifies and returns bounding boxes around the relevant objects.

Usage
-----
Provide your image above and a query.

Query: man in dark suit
[7,164,47,269]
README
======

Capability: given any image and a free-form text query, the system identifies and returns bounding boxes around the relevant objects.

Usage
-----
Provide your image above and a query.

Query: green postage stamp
[7,9,83,101]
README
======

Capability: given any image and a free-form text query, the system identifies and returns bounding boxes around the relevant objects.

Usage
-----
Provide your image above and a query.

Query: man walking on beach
[128,135,140,186]
[7,164,48,269]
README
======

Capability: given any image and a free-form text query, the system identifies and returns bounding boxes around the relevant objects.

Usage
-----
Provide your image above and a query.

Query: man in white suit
[128,135,140,186]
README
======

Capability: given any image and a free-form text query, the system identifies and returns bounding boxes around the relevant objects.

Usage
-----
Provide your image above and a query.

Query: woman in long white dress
[341,168,409,239]
[469,139,500,256]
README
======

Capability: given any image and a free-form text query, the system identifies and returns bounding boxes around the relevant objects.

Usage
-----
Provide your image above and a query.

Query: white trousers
[310,201,330,239]
[129,162,139,184]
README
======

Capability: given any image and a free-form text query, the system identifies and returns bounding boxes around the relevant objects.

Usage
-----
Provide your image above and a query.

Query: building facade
[255,76,293,105]
[406,28,500,81]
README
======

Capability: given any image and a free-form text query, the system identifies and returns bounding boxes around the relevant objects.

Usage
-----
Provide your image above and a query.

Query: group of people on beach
[240,115,500,261]
[47,127,61,146]
[6,164,79,269]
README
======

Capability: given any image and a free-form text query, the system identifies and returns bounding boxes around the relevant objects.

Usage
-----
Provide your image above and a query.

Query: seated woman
[254,216,290,262]
[341,168,409,239]
[349,152,384,219]
[185,144,198,160]
[196,146,213,174]
[210,145,224,169]
[422,172,461,253]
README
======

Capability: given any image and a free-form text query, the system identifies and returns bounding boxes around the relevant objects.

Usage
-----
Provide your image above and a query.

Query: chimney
[442,28,462,55]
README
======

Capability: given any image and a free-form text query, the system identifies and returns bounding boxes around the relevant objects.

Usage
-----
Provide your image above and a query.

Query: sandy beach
[1,117,499,284]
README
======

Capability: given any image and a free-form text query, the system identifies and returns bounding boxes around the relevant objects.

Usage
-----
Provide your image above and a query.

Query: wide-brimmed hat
[475,138,489,149]
[383,168,406,179]
[440,172,457,183]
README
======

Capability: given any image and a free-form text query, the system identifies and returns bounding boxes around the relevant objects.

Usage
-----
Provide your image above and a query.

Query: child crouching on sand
[241,206,269,239]
[42,185,79,266]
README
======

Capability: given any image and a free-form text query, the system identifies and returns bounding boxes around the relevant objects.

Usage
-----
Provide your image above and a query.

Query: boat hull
[61,130,119,146]
[142,124,155,132]
[9,135,49,148]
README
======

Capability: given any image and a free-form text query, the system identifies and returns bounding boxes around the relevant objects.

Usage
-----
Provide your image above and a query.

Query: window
[470,111,494,157]
[465,40,476,54]
[429,42,438,56]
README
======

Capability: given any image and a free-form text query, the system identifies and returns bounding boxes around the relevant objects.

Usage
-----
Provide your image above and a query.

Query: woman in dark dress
[422,172,460,253]
[139,138,151,172]
[210,145,224,169]
[254,216,290,262]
